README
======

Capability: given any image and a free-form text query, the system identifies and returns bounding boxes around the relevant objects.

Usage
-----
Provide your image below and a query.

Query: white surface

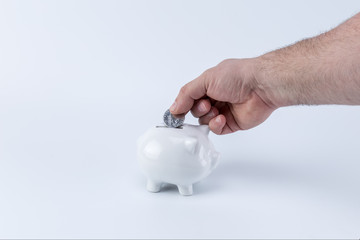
[0,0,359,238]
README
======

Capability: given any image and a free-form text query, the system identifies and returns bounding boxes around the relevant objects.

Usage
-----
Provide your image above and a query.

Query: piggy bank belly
[139,150,211,186]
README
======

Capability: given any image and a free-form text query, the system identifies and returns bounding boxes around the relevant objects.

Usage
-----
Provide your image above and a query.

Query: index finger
[170,73,208,116]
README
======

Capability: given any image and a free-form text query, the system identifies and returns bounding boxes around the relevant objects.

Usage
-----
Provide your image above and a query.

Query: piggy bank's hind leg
[146,179,162,193]
[177,185,193,196]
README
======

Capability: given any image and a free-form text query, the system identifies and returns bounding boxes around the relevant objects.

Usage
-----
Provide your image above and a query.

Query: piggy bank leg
[177,185,193,196]
[146,179,162,193]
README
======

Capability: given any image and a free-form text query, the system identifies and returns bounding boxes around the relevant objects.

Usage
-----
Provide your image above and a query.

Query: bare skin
[170,13,360,135]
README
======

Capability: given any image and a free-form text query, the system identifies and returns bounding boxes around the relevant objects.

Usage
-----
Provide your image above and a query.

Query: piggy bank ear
[184,137,198,154]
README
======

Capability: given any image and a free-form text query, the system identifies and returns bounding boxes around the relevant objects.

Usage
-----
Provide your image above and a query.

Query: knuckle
[219,58,230,65]
[203,67,216,77]
[202,68,216,83]
[219,58,235,66]
[179,85,188,95]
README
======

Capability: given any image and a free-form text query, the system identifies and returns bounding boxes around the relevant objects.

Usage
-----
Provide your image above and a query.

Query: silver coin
[163,109,184,128]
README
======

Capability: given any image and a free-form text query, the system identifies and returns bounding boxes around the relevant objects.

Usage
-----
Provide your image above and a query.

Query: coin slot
[156,126,183,129]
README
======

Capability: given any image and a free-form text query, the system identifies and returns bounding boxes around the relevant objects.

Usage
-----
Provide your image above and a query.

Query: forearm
[255,13,360,107]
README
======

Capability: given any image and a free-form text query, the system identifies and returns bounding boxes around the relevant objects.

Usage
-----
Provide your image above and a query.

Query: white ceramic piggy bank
[137,124,219,196]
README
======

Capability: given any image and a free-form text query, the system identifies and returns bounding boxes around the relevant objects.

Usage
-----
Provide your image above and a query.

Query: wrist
[252,55,289,109]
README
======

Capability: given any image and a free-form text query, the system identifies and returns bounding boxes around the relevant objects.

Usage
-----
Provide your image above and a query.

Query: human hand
[171,13,360,134]
[170,59,277,135]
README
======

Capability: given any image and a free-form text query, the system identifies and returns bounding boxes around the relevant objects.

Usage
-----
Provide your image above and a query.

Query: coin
[163,109,184,128]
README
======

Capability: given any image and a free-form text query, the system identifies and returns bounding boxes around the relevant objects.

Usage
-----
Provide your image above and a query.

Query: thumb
[170,73,208,116]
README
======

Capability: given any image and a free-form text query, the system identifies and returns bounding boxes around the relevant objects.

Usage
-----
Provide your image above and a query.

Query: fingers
[170,73,208,115]
[198,106,219,125]
[191,99,212,118]
[209,115,226,135]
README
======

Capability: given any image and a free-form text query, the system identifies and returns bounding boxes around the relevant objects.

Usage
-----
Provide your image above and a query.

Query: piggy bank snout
[209,151,220,170]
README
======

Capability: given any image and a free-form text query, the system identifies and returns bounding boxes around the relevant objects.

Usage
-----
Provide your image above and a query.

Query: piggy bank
[137,124,219,196]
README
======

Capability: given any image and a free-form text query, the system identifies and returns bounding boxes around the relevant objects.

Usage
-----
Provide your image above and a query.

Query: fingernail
[215,115,222,123]
[170,101,177,112]
[198,102,207,112]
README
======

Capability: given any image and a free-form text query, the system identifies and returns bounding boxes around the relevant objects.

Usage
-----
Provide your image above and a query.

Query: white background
[0,0,359,238]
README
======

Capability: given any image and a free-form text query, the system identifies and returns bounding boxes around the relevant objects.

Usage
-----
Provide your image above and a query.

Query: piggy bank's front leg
[146,179,162,193]
[177,184,193,196]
